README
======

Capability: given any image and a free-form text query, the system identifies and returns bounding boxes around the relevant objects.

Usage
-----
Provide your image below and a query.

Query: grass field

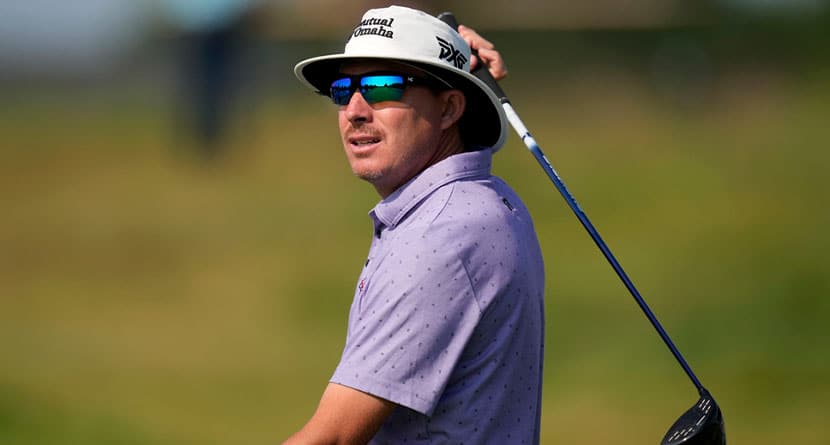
[1,38,829,444]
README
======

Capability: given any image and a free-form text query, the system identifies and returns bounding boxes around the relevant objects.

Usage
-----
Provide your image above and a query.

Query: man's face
[336,61,450,197]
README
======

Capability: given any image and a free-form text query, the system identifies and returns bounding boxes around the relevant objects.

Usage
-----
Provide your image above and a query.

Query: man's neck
[374,130,466,198]
[424,129,466,171]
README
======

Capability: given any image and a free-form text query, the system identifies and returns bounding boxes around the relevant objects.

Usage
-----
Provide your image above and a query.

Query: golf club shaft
[438,12,705,394]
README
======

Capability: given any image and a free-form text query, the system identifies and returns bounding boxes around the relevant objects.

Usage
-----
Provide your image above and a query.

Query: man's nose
[343,91,372,124]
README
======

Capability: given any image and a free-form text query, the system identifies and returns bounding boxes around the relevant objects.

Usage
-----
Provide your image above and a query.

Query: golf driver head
[661,389,725,445]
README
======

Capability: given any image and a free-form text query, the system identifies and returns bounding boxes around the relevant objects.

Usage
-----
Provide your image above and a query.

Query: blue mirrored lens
[360,75,405,104]
[330,77,353,105]
[329,74,408,105]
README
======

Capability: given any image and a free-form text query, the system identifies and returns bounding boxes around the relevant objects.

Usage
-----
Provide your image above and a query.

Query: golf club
[438,12,726,445]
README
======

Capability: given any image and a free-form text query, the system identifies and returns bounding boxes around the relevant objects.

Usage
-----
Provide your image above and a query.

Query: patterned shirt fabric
[330,149,546,444]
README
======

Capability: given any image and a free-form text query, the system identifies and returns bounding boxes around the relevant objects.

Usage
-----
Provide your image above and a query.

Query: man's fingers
[457,24,507,80]
[458,24,494,50]
[469,50,508,80]
[476,47,508,80]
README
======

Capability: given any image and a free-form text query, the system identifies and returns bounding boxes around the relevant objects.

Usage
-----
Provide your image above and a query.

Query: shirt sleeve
[331,230,481,416]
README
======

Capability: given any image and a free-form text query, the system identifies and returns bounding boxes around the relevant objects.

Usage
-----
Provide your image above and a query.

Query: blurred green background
[1,1,829,444]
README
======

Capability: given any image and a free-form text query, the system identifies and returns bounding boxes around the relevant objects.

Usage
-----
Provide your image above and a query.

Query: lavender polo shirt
[331,149,546,444]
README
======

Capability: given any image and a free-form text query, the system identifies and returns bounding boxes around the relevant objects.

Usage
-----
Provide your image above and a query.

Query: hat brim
[295,53,507,151]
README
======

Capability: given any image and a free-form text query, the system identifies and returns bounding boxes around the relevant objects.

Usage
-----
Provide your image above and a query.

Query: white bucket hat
[294,5,507,151]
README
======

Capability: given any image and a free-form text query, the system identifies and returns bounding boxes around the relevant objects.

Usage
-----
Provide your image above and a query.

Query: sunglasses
[327,71,449,106]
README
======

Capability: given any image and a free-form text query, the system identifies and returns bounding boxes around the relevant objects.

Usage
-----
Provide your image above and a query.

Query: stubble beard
[350,148,421,194]
[356,169,383,182]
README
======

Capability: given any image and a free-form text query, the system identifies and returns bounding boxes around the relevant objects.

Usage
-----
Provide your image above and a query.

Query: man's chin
[353,169,383,182]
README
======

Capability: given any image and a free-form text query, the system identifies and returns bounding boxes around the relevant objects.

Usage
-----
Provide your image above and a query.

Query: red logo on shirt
[359,279,366,292]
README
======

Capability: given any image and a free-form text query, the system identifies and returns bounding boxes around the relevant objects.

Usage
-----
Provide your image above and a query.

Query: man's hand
[457,24,508,80]
[282,383,395,445]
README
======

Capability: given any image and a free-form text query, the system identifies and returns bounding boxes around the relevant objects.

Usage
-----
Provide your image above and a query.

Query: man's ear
[438,90,466,130]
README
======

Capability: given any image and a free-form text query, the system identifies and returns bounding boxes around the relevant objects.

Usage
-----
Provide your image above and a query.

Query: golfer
[285,5,545,444]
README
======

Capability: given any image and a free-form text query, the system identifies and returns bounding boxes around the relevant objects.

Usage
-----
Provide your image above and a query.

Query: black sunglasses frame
[324,70,452,105]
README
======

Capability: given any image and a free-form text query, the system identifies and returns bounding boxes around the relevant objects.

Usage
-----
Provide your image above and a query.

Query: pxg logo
[436,36,467,69]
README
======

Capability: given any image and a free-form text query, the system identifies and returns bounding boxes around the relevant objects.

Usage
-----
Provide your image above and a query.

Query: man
[286,5,545,444]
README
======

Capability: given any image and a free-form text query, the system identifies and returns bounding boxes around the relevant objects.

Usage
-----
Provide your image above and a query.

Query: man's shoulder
[432,176,530,227]
[402,177,536,252]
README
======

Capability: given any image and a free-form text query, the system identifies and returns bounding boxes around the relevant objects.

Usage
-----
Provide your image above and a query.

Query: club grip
[437,12,508,102]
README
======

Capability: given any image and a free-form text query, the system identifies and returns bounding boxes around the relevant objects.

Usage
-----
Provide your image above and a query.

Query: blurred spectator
[158,0,260,158]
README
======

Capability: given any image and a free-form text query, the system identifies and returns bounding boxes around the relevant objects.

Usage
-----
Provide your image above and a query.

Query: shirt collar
[370,150,493,231]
